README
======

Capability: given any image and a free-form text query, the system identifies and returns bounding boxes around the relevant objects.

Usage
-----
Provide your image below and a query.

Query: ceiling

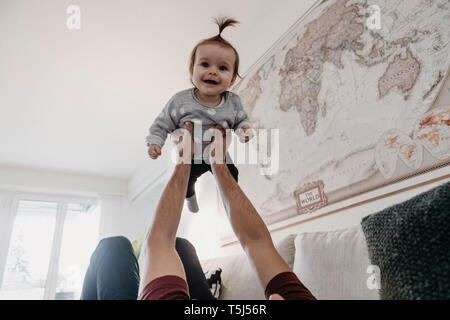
[0,0,314,180]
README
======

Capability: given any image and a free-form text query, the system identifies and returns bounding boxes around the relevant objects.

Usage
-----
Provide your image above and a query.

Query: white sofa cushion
[201,252,265,300]
[293,225,380,300]
[201,234,297,300]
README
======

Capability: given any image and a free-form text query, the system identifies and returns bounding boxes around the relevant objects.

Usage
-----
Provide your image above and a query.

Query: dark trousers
[80,236,214,300]
[186,160,239,198]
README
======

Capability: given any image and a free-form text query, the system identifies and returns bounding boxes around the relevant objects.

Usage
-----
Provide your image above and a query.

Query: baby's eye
[201,62,209,68]
[219,66,228,71]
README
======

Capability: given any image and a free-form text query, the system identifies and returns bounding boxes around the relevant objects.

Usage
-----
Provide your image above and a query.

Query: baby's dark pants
[186,160,239,198]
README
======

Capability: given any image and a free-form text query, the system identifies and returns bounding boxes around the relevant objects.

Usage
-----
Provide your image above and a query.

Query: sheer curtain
[98,194,127,239]
[0,191,15,288]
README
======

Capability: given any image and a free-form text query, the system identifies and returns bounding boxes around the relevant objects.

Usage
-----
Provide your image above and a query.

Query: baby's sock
[186,194,199,213]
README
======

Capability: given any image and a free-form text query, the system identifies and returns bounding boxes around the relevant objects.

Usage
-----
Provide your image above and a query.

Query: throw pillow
[361,181,450,300]
[292,225,380,300]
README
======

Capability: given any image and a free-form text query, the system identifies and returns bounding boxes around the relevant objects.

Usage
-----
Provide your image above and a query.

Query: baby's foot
[186,194,199,213]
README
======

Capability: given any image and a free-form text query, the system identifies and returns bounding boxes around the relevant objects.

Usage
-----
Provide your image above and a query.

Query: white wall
[235,0,317,76]
[125,181,167,242]
[0,165,127,197]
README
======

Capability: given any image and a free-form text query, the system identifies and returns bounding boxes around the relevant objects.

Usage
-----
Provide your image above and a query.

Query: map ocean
[232,0,450,224]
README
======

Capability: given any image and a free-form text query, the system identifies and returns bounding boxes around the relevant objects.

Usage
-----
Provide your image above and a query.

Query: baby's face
[191,43,236,98]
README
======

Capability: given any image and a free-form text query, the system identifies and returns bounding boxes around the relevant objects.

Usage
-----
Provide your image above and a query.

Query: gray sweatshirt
[146,88,251,160]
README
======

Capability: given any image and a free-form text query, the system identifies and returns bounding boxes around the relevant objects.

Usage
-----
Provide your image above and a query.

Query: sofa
[201,225,380,300]
[200,181,450,300]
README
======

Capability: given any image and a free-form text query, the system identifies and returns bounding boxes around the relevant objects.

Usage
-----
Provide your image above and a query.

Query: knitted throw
[361,181,450,300]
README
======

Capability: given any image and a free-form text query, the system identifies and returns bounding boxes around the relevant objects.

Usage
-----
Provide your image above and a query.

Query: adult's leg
[175,238,215,300]
[81,236,139,300]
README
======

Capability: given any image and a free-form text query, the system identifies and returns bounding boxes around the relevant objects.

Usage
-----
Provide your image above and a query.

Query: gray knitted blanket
[361,181,450,300]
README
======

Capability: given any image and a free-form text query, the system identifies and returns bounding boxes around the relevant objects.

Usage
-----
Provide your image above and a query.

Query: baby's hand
[237,125,254,143]
[148,144,162,159]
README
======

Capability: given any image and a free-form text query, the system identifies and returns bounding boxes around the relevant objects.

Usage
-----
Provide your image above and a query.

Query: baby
[145,17,253,212]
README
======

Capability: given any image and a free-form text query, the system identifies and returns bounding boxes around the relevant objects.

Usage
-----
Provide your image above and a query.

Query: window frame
[0,191,97,300]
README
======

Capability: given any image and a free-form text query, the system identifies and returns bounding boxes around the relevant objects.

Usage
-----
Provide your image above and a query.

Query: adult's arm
[140,123,193,289]
[208,127,291,291]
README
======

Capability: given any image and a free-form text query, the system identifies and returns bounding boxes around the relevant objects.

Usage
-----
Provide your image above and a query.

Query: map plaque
[294,180,328,215]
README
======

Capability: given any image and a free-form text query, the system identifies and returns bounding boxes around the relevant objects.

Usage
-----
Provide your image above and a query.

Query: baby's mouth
[203,79,219,85]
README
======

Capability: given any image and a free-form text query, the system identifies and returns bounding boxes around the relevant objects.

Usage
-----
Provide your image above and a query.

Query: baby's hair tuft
[213,16,240,37]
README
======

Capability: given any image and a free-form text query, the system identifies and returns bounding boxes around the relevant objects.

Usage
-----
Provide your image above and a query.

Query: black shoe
[206,268,222,300]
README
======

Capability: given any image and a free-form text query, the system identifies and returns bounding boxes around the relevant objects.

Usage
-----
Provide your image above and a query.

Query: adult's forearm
[211,162,292,290]
[211,163,272,247]
[147,163,191,243]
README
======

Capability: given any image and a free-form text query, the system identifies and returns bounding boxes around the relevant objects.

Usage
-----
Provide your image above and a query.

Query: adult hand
[208,125,232,165]
[171,121,194,164]
[269,294,285,300]
[236,125,254,143]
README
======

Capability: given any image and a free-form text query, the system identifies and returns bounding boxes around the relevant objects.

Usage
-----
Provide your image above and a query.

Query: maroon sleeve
[265,271,316,300]
[138,275,190,300]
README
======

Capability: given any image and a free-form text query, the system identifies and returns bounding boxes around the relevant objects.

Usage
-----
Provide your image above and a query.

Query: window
[0,200,58,299]
[55,203,99,300]
[0,195,99,300]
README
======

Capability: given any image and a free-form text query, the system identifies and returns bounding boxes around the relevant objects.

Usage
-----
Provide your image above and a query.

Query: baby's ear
[188,66,194,85]
[230,73,237,86]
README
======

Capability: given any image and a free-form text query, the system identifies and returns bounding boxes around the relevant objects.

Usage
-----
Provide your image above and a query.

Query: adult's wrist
[210,162,229,176]
[175,162,191,171]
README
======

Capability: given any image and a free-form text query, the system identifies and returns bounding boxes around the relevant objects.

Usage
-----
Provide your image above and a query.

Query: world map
[232,0,450,224]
